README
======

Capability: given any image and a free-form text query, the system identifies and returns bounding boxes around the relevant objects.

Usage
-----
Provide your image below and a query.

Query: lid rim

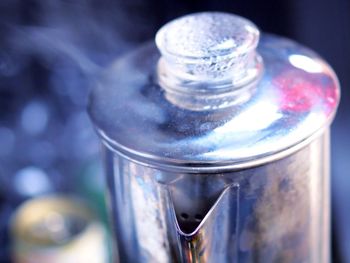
[95,115,335,172]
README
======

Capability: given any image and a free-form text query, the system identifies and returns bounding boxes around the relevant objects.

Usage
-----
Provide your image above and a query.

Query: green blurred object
[76,158,109,224]
[75,158,114,261]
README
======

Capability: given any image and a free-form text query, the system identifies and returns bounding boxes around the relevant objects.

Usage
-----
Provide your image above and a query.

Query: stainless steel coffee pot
[88,12,340,263]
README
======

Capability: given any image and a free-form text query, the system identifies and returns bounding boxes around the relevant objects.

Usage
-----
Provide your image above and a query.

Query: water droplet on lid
[156,12,259,58]
[156,12,260,80]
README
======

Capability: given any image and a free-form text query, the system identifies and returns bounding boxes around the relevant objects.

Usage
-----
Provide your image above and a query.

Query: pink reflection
[273,69,339,115]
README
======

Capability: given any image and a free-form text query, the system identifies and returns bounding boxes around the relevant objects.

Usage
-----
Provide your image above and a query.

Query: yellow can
[11,195,109,263]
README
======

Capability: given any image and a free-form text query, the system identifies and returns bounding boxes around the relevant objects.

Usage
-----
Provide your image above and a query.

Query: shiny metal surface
[88,12,339,263]
[89,29,339,170]
[163,182,240,262]
[104,133,329,263]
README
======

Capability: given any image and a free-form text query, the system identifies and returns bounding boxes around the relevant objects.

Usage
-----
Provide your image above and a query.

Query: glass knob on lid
[156,12,263,88]
[155,12,264,110]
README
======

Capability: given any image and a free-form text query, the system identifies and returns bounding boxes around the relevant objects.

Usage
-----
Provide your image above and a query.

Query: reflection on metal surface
[289,54,323,73]
[104,135,330,262]
[164,183,239,263]
[212,101,282,133]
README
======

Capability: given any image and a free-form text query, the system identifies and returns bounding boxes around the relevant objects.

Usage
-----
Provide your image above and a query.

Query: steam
[0,1,143,193]
[7,0,132,76]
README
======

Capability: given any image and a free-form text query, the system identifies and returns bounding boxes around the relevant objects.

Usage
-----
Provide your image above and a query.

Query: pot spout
[162,182,240,263]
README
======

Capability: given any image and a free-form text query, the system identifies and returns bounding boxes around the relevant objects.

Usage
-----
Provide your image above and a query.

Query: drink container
[88,12,340,263]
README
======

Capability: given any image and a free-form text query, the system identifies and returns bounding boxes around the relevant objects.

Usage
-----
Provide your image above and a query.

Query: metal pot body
[88,12,340,263]
[104,131,329,263]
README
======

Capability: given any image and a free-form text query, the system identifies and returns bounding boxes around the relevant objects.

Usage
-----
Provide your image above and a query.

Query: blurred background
[0,0,349,262]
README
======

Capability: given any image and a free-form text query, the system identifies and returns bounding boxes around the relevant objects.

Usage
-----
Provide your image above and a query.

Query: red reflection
[273,69,339,115]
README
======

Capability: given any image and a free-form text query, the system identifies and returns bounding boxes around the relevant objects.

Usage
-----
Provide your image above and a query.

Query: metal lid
[88,12,340,171]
